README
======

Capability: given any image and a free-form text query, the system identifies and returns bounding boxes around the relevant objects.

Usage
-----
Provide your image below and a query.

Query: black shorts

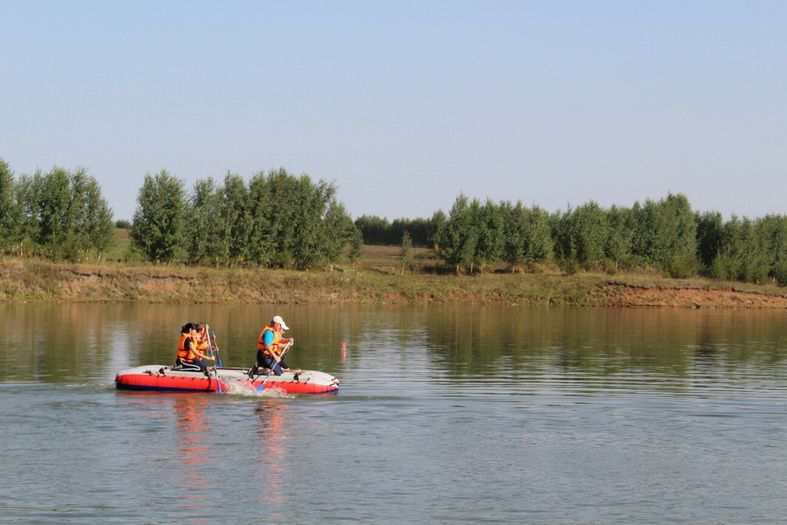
[256,351,287,376]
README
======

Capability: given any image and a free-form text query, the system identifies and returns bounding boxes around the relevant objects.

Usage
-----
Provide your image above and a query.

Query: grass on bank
[1,229,785,304]
[2,241,787,305]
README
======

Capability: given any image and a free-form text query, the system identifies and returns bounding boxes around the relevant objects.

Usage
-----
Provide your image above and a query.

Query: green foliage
[501,201,527,268]
[695,211,724,272]
[527,206,553,263]
[246,172,274,266]
[355,214,435,247]
[221,173,251,263]
[0,159,21,251]
[400,231,412,275]
[322,201,355,266]
[69,168,114,254]
[710,216,772,283]
[348,226,364,269]
[428,210,447,249]
[553,202,609,269]
[571,201,609,268]
[115,219,131,229]
[632,194,697,273]
[501,202,552,270]
[354,215,391,244]
[290,175,335,269]
[605,205,634,270]
[5,165,114,260]
[474,200,503,272]
[757,215,787,283]
[188,177,225,264]
[246,169,341,268]
[437,194,479,273]
[131,170,187,263]
[4,154,785,288]
[774,259,787,286]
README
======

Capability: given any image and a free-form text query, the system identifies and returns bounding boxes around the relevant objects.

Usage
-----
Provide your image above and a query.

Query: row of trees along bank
[0,160,114,259]
[1,157,785,285]
[0,159,361,267]
[131,169,362,268]
[359,193,787,285]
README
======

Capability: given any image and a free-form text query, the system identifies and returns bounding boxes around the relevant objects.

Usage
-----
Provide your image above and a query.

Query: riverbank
[1,254,786,307]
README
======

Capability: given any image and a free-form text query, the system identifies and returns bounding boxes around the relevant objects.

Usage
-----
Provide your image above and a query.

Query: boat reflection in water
[173,395,211,519]
[256,400,290,520]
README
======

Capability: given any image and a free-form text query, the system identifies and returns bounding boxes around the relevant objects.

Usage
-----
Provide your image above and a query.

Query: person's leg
[177,359,201,372]
[194,358,210,375]
[258,353,282,375]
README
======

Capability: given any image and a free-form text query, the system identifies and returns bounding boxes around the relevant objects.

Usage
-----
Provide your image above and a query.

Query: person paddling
[175,322,215,375]
[252,315,293,376]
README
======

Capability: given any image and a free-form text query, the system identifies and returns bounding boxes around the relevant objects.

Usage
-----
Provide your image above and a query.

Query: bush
[664,253,697,279]
[558,257,579,275]
[774,260,787,286]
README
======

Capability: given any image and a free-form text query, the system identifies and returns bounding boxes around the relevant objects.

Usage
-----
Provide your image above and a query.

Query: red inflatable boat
[115,365,340,394]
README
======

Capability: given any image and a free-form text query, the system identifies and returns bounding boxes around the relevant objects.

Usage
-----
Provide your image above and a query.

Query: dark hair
[181,322,195,333]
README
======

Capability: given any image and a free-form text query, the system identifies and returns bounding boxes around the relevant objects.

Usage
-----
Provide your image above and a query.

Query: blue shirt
[262,329,275,345]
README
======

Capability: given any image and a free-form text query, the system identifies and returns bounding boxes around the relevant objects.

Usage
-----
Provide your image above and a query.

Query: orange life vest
[177,334,195,362]
[257,325,279,353]
[196,336,209,352]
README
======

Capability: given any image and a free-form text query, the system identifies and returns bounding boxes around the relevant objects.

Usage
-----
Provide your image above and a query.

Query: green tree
[756,215,787,284]
[710,216,770,283]
[632,194,697,277]
[605,205,634,270]
[35,168,72,253]
[501,201,526,269]
[427,210,446,250]
[348,225,364,270]
[475,199,504,272]
[573,201,608,268]
[246,172,274,266]
[131,170,188,263]
[291,175,336,269]
[0,159,21,252]
[526,205,553,263]
[553,202,608,269]
[189,177,224,264]
[221,173,251,264]
[355,215,391,245]
[437,194,479,273]
[400,231,412,275]
[68,168,114,255]
[695,211,724,274]
[322,201,354,267]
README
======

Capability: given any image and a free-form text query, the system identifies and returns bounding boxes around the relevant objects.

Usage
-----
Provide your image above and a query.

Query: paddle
[256,340,293,392]
[210,330,222,367]
[205,324,222,394]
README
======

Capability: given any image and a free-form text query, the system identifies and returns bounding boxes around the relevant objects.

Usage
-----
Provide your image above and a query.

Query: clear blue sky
[1,0,785,221]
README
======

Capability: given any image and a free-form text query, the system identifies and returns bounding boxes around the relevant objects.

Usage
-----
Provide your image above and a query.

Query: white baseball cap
[272,315,289,331]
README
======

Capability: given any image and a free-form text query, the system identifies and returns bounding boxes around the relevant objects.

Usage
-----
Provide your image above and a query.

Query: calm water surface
[1,304,785,524]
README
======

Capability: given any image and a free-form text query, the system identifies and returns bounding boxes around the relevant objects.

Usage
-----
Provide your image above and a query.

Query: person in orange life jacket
[256,315,293,376]
[194,323,216,355]
[175,322,215,374]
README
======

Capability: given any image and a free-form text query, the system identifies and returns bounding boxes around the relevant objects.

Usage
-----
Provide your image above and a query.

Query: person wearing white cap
[252,315,294,376]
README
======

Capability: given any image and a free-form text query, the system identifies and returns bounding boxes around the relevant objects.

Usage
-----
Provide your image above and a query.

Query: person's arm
[265,342,282,362]
[190,339,214,361]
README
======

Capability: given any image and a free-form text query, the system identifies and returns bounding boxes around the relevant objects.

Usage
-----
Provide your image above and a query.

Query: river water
[0,304,785,524]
